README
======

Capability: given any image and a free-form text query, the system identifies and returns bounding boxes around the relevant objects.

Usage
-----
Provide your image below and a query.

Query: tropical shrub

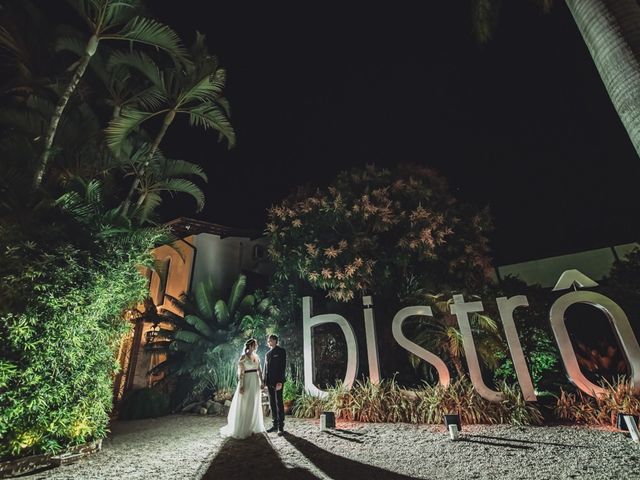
[266,164,497,386]
[0,0,234,462]
[267,164,493,303]
[147,274,278,396]
[283,379,303,403]
[293,377,543,426]
[555,378,640,427]
[493,327,560,391]
[0,204,165,460]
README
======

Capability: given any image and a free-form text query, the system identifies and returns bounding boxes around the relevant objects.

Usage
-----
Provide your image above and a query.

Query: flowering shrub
[267,164,493,301]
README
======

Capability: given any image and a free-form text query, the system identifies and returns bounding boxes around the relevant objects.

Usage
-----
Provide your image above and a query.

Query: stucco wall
[497,242,639,288]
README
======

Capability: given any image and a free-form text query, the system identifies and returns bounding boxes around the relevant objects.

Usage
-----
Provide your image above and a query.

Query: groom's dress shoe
[266,426,278,433]
[277,429,284,436]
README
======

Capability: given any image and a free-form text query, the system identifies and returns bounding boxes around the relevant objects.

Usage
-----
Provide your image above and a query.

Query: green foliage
[282,379,303,402]
[0,0,232,463]
[267,164,493,302]
[105,31,235,154]
[147,274,277,395]
[493,327,560,390]
[0,205,165,460]
[400,286,503,379]
[555,378,640,426]
[118,387,170,420]
[293,377,543,426]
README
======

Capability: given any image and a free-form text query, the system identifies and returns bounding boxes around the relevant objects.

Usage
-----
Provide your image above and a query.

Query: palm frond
[103,0,141,27]
[129,86,166,111]
[174,330,203,345]
[184,314,215,339]
[135,191,161,222]
[194,279,216,319]
[157,158,207,182]
[105,107,164,150]
[215,299,230,326]
[150,179,205,211]
[104,16,188,65]
[179,68,226,105]
[185,104,236,147]
[472,313,499,332]
[108,50,163,86]
[227,274,246,314]
[239,294,255,313]
[55,34,87,57]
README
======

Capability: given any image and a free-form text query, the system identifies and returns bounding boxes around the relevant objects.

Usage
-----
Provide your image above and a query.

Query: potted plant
[282,379,302,414]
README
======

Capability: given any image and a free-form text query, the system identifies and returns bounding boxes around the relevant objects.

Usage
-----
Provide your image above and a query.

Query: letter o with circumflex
[550,291,640,397]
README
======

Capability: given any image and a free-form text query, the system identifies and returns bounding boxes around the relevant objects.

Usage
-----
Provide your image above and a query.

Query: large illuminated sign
[303,270,640,401]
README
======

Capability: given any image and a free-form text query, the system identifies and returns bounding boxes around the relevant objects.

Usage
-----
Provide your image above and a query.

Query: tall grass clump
[555,378,640,426]
[292,377,543,425]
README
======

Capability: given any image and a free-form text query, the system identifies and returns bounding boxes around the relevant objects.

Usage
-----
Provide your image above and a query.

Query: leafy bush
[267,164,493,303]
[555,378,640,426]
[118,388,170,420]
[283,379,303,402]
[493,327,560,391]
[147,274,277,396]
[293,377,543,426]
[0,213,165,460]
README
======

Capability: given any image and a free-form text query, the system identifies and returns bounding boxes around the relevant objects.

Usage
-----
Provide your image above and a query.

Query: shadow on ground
[283,432,419,480]
[201,434,317,479]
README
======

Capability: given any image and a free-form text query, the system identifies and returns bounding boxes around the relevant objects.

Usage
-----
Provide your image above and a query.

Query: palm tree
[472,0,640,160]
[105,32,235,214]
[404,292,503,377]
[121,142,209,222]
[33,0,188,189]
[564,0,640,159]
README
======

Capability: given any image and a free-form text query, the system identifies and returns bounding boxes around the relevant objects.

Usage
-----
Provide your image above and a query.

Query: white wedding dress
[220,355,265,439]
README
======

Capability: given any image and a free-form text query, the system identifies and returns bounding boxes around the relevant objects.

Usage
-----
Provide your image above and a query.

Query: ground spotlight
[320,411,336,431]
[444,414,461,441]
[617,413,640,443]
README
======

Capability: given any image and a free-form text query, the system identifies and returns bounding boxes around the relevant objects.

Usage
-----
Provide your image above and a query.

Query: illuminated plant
[267,164,493,303]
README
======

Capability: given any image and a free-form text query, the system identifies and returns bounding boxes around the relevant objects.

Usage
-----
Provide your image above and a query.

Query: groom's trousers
[267,386,285,429]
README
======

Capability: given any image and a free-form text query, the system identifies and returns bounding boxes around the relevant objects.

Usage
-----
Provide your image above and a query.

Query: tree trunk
[33,35,99,189]
[121,109,175,215]
[452,355,465,378]
[565,0,640,159]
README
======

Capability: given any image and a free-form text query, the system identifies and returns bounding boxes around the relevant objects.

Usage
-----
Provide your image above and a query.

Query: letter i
[363,296,381,384]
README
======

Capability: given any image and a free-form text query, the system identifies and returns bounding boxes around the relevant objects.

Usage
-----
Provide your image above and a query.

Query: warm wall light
[145,324,160,345]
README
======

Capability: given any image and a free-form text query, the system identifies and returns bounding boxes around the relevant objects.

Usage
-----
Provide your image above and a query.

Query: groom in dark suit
[263,334,286,435]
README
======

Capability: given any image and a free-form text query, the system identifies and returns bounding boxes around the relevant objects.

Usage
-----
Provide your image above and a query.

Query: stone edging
[0,439,102,479]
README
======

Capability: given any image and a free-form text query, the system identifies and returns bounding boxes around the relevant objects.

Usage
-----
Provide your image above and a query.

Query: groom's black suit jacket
[264,345,286,386]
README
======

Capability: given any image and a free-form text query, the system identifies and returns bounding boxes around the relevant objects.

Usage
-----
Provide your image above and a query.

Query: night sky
[148,1,640,266]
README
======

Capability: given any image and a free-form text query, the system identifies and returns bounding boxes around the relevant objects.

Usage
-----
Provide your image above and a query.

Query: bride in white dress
[220,338,266,439]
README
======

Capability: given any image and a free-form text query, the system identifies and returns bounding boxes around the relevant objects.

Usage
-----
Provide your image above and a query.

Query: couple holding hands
[220,335,287,439]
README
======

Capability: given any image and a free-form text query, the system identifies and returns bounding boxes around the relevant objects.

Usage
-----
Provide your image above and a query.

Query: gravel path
[20,415,640,480]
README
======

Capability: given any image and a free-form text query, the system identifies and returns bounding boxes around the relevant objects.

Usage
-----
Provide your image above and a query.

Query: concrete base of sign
[448,424,460,441]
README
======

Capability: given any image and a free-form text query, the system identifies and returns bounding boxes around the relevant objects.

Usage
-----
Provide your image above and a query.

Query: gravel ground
[19,415,640,480]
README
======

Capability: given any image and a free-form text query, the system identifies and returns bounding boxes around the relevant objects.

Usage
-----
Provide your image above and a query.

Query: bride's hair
[243,338,257,356]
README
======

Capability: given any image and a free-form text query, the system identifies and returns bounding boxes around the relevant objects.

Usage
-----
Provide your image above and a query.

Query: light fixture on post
[444,413,461,441]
